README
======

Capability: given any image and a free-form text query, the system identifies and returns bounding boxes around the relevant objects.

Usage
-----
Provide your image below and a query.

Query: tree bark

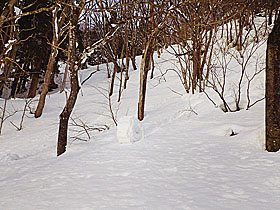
[266,16,280,152]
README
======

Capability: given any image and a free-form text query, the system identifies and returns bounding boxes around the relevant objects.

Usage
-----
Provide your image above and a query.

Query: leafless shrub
[9,98,33,131]
[0,86,19,135]
[91,85,120,126]
[204,21,268,112]
[69,116,109,142]
[245,53,265,110]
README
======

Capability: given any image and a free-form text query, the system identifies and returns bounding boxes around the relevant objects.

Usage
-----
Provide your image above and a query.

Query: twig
[246,97,265,110]
[81,70,99,85]
[167,87,183,96]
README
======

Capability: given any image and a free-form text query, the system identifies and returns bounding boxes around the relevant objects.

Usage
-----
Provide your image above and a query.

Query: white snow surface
[0,45,279,210]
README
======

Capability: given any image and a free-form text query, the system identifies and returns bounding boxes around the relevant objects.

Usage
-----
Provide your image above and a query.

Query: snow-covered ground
[0,44,279,210]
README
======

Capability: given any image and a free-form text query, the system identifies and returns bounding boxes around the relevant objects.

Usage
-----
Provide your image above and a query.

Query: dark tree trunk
[27,73,39,98]
[131,49,137,71]
[0,44,18,94]
[266,16,280,152]
[150,53,155,79]
[57,6,82,156]
[11,75,19,98]
[109,65,117,97]
[28,59,42,98]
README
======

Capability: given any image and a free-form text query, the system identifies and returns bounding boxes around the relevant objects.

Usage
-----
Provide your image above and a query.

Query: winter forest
[1,0,280,209]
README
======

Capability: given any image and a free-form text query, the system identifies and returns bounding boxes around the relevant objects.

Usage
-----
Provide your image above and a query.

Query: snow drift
[117,116,144,144]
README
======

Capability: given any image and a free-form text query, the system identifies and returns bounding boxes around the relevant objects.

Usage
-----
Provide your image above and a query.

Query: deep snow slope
[0,46,279,210]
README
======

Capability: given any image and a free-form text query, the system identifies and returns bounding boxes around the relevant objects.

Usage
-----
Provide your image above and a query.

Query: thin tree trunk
[35,48,57,117]
[124,24,130,89]
[27,73,39,98]
[201,29,213,91]
[137,12,171,120]
[118,43,125,102]
[192,36,198,94]
[182,56,189,93]
[0,87,8,135]
[60,52,70,93]
[10,74,19,98]
[265,16,280,152]
[28,58,42,99]
[0,45,18,93]
[35,7,59,118]
[109,65,117,97]
[138,60,149,121]
[138,43,153,121]
[57,4,84,156]
[130,21,137,71]
[131,51,137,70]
[150,54,155,79]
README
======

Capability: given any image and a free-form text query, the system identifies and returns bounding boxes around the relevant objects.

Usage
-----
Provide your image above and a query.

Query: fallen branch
[81,70,99,85]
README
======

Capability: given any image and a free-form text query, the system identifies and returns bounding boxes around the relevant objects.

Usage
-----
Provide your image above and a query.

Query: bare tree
[57,1,85,156]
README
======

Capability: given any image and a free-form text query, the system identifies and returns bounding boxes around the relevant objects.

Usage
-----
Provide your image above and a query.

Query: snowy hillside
[0,44,280,210]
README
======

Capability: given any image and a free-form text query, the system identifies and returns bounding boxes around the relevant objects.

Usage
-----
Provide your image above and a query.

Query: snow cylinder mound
[117,116,144,144]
